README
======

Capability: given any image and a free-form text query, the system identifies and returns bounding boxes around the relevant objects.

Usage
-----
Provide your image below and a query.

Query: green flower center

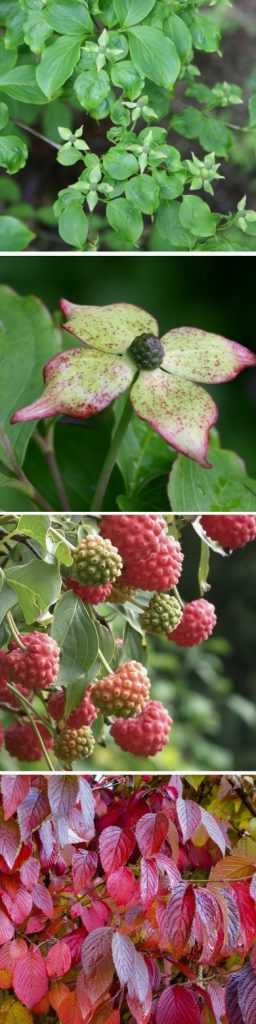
[129,333,164,370]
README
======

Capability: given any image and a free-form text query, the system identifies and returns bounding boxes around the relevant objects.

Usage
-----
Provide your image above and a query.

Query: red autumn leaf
[225,973,244,1024]
[20,856,40,890]
[32,881,54,918]
[201,808,227,855]
[99,826,135,875]
[48,776,79,818]
[135,813,168,857]
[176,799,201,844]
[82,927,113,975]
[78,777,95,835]
[0,820,21,869]
[17,786,50,841]
[158,882,195,958]
[39,818,57,868]
[155,852,181,887]
[72,849,98,894]
[156,985,201,1024]
[233,881,256,952]
[106,867,137,905]
[13,944,48,1008]
[140,857,159,907]
[1,776,31,820]
[112,932,135,986]
[0,908,15,945]
[2,881,33,925]
[46,940,72,978]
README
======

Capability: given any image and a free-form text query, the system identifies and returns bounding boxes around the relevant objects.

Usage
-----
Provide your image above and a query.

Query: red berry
[101,515,183,590]
[48,686,97,727]
[66,578,112,603]
[111,700,172,757]
[92,660,150,717]
[7,632,60,691]
[5,720,53,761]
[201,514,256,550]
[169,599,216,646]
[0,682,31,710]
[0,651,8,686]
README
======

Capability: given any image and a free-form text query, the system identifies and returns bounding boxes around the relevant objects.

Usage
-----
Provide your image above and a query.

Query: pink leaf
[238,961,256,1024]
[106,867,137,906]
[161,326,256,384]
[158,882,195,957]
[39,818,57,869]
[135,813,168,857]
[201,809,226,855]
[127,986,152,1024]
[176,798,201,844]
[131,369,218,468]
[72,849,98,894]
[0,820,21,869]
[46,940,71,979]
[17,786,49,840]
[156,985,201,1024]
[99,826,135,875]
[155,853,181,887]
[48,776,78,818]
[2,885,33,925]
[194,888,224,963]
[78,777,95,835]
[32,881,54,919]
[20,856,40,890]
[208,982,226,1024]
[0,908,14,945]
[60,299,158,354]
[112,932,135,986]
[129,950,150,1003]
[0,938,27,973]
[1,776,31,819]
[79,899,111,932]
[140,858,159,907]
[13,944,48,1009]
[226,974,244,1024]
[81,927,113,975]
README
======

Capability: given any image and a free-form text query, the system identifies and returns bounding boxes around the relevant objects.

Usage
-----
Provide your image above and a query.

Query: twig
[0,428,52,511]
[34,425,71,511]
[7,683,55,771]
[14,120,60,150]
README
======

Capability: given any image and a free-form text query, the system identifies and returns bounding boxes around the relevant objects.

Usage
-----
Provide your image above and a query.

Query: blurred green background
[0,522,256,772]
[1,253,256,481]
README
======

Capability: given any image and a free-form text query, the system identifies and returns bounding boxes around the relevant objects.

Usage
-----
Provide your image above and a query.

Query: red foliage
[0,773,256,1023]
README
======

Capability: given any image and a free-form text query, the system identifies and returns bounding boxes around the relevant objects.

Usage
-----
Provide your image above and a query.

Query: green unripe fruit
[248,817,256,839]
[72,535,123,585]
[129,333,164,370]
[141,593,182,635]
[54,725,95,766]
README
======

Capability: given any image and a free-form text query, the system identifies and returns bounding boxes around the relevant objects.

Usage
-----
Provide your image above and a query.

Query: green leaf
[103,147,138,180]
[190,12,221,53]
[168,446,256,512]
[125,174,159,214]
[51,591,99,702]
[150,201,194,251]
[0,583,17,625]
[0,216,34,251]
[165,14,192,63]
[0,136,28,175]
[0,102,9,129]
[0,285,61,468]
[36,36,81,100]
[115,404,172,494]
[114,0,156,26]
[0,66,46,104]
[45,0,93,37]
[179,195,218,238]
[6,558,61,624]
[58,201,88,249]
[106,197,143,244]
[128,27,180,89]
[14,514,50,548]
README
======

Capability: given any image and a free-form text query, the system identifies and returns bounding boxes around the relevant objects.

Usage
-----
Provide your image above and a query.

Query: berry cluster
[0,514,255,767]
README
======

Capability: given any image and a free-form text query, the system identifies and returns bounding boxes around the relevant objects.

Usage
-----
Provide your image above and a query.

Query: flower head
[11,301,256,467]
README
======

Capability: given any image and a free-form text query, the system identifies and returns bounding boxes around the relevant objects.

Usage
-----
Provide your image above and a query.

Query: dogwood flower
[12,301,256,467]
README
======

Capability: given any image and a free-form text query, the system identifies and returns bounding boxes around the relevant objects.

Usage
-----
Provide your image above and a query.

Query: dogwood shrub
[0,772,256,1023]
[0,511,256,770]
[0,1,256,250]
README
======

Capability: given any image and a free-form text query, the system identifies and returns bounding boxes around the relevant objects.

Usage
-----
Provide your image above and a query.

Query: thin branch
[14,120,60,150]
[34,425,71,511]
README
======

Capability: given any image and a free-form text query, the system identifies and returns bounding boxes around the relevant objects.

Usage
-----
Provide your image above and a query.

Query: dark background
[1,253,256,475]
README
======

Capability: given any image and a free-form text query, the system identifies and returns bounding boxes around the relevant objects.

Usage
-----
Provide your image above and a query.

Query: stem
[0,428,52,511]
[198,540,210,596]
[7,683,55,771]
[98,648,113,674]
[90,390,135,511]
[34,425,71,511]
[14,120,60,150]
[173,586,184,608]
[6,611,26,649]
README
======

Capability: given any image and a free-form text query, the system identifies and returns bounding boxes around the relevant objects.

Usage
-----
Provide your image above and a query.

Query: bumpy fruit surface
[201,514,256,550]
[110,583,135,603]
[5,720,53,761]
[111,700,172,756]
[72,536,122,585]
[48,686,97,727]
[66,578,112,603]
[55,725,95,765]
[141,594,182,635]
[0,681,31,710]
[169,599,217,646]
[101,515,183,590]
[92,660,150,717]
[7,632,60,691]
[129,333,164,370]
